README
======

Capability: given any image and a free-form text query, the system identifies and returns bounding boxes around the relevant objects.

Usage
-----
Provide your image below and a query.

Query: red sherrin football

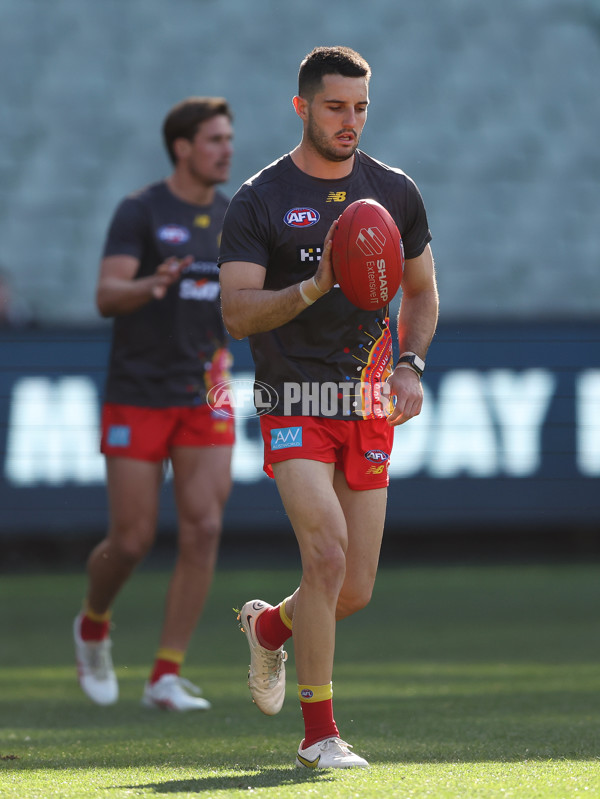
[331,199,404,310]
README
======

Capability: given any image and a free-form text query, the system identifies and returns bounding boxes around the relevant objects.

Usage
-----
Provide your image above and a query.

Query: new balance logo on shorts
[366,464,387,475]
[271,427,303,450]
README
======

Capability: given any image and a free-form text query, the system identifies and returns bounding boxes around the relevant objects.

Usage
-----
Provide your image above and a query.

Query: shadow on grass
[122,767,333,793]
[4,682,600,768]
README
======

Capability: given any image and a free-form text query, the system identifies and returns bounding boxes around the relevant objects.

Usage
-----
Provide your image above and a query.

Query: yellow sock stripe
[156,648,185,665]
[279,596,294,631]
[84,606,111,623]
[298,682,333,703]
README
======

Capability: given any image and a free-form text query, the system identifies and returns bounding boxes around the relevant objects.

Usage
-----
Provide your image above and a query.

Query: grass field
[1,561,600,797]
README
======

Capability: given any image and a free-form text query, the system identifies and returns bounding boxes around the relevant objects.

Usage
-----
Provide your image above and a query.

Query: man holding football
[219,46,438,768]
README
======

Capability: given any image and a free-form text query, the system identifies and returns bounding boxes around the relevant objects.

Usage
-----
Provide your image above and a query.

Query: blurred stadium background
[1,0,599,563]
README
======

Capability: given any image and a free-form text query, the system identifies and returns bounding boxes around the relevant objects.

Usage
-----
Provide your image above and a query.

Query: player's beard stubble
[305,115,360,163]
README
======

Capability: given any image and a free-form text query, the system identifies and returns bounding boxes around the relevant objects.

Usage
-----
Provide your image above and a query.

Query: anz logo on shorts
[271,426,303,450]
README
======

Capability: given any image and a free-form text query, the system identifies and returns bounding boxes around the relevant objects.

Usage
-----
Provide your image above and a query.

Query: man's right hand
[151,255,194,299]
[313,219,339,294]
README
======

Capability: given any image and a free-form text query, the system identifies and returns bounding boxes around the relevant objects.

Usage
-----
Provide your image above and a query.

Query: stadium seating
[0,0,598,323]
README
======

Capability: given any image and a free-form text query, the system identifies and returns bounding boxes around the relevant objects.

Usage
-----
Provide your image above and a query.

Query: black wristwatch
[395,351,425,377]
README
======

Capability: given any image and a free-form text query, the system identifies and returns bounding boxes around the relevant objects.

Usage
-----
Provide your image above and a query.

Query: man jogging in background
[74,97,235,712]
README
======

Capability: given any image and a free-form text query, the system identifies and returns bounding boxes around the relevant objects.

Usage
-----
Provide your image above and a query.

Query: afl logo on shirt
[284,208,320,228]
[157,224,191,244]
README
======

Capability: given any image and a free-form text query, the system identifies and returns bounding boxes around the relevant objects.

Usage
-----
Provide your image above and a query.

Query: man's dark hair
[162,97,233,165]
[298,46,371,100]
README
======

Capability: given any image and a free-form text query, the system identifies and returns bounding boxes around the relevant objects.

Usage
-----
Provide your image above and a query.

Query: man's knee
[301,541,347,597]
[106,523,155,564]
[336,585,373,619]
[178,513,223,563]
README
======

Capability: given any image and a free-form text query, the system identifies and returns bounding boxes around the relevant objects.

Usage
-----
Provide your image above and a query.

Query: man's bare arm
[219,223,337,340]
[96,254,193,317]
[387,244,439,426]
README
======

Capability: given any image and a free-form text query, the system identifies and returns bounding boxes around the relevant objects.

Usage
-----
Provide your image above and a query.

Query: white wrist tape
[395,362,422,378]
[299,280,315,306]
[299,276,325,306]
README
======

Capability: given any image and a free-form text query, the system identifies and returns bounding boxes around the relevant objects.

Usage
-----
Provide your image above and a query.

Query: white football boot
[73,614,118,706]
[296,737,369,769]
[142,674,211,711]
[238,599,287,715]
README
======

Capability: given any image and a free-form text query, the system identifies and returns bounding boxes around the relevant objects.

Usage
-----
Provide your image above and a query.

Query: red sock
[301,698,339,749]
[149,648,184,684]
[150,658,180,684]
[256,602,292,650]
[298,683,339,748]
[79,614,109,642]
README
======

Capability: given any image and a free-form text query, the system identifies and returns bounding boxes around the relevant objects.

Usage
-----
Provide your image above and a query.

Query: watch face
[398,353,424,375]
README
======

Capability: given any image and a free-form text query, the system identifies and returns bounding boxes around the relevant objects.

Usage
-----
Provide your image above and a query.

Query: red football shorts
[101,403,235,461]
[259,415,394,491]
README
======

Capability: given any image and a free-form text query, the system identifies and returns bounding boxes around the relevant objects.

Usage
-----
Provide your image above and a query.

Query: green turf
[1,563,600,797]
